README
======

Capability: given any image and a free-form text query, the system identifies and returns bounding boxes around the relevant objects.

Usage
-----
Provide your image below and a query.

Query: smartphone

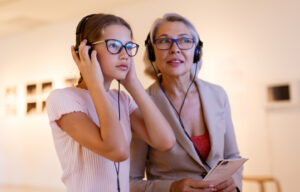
[203,158,248,185]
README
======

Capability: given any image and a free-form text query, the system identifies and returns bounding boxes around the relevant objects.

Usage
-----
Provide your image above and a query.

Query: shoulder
[110,89,137,113]
[146,81,160,97]
[196,79,230,108]
[109,89,135,104]
[46,87,88,113]
[46,87,89,121]
[197,79,228,99]
[109,89,130,101]
[47,87,87,104]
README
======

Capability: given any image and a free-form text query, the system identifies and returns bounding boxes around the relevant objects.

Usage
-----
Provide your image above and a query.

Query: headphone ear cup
[148,43,155,62]
[193,41,201,63]
[145,34,156,62]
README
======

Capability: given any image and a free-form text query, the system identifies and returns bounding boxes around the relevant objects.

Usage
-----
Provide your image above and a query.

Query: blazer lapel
[149,82,207,168]
[195,80,223,167]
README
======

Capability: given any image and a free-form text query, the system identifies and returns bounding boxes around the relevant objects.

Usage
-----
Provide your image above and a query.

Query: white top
[46,87,137,192]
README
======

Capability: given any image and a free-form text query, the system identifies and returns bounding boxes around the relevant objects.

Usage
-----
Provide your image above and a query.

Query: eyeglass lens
[155,38,194,50]
[106,39,139,57]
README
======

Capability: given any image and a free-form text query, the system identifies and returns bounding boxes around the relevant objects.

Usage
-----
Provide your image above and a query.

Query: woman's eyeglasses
[92,39,139,57]
[153,37,195,50]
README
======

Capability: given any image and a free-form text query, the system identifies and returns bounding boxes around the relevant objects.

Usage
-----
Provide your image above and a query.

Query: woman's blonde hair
[144,13,203,80]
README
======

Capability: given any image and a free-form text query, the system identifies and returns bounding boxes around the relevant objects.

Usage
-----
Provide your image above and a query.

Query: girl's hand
[214,177,237,192]
[120,60,139,90]
[71,39,104,88]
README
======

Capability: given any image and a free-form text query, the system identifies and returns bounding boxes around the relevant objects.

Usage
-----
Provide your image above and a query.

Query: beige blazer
[130,79,242,192]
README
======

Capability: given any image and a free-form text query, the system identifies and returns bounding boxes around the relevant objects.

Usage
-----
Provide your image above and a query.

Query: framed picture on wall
[26,84,37,96]
[26,102,37,115]
[5,86,17,116]
[5,87,16,97]
[42,100,46,113]
[41,81,52,94]
[266,80,300,109]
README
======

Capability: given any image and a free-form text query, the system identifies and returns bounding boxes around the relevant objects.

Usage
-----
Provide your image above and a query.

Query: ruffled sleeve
[46,88,88,122]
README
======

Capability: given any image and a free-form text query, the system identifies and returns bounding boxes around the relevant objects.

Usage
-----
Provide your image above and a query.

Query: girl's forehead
[101,24,132,40]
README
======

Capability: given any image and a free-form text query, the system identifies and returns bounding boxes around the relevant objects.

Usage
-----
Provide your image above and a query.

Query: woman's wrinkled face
[153,21,195,78]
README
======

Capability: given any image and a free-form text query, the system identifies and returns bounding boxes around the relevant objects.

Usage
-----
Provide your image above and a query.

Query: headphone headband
[75,14,96,51]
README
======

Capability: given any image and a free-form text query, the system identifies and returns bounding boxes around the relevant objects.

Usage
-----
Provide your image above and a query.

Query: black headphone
[145,33,203,63]
[74,14,96,52]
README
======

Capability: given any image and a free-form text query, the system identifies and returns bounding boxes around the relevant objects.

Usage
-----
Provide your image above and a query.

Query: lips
[167,58,184,66]
[116,64,128,71]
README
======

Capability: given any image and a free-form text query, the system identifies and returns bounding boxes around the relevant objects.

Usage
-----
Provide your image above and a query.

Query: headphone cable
[149,59,211,171]
[113,80,121,192]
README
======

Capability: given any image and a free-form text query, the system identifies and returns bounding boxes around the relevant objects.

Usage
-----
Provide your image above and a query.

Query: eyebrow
[157,33,192,38]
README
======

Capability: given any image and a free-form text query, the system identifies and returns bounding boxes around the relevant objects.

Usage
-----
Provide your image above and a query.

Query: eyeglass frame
[153,37,196,50]
[92,39,139,57]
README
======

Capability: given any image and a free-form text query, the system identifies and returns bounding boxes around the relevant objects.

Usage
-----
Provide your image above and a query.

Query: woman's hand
[214,177,237,192]
[170,178,216,192]
[71,39,104,89]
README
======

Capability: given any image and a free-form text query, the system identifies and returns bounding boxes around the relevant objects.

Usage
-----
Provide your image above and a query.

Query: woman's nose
[169,41,180,53]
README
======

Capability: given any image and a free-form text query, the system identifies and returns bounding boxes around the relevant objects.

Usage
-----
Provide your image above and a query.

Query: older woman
[130,13,242,192]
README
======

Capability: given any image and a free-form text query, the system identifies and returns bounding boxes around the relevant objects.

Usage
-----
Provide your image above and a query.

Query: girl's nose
[119,47,129,59]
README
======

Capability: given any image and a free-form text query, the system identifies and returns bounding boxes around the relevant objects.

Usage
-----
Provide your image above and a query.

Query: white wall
[0,20,78,190]
[0,0,299,191]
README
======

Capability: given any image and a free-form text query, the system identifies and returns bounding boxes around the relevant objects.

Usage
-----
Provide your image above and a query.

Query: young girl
[46,14,175,192]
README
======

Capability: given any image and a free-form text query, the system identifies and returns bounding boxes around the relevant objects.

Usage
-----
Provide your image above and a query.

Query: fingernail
[209,185,216,191]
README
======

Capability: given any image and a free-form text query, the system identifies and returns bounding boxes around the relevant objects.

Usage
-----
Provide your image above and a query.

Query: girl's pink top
[46,87,137,192]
